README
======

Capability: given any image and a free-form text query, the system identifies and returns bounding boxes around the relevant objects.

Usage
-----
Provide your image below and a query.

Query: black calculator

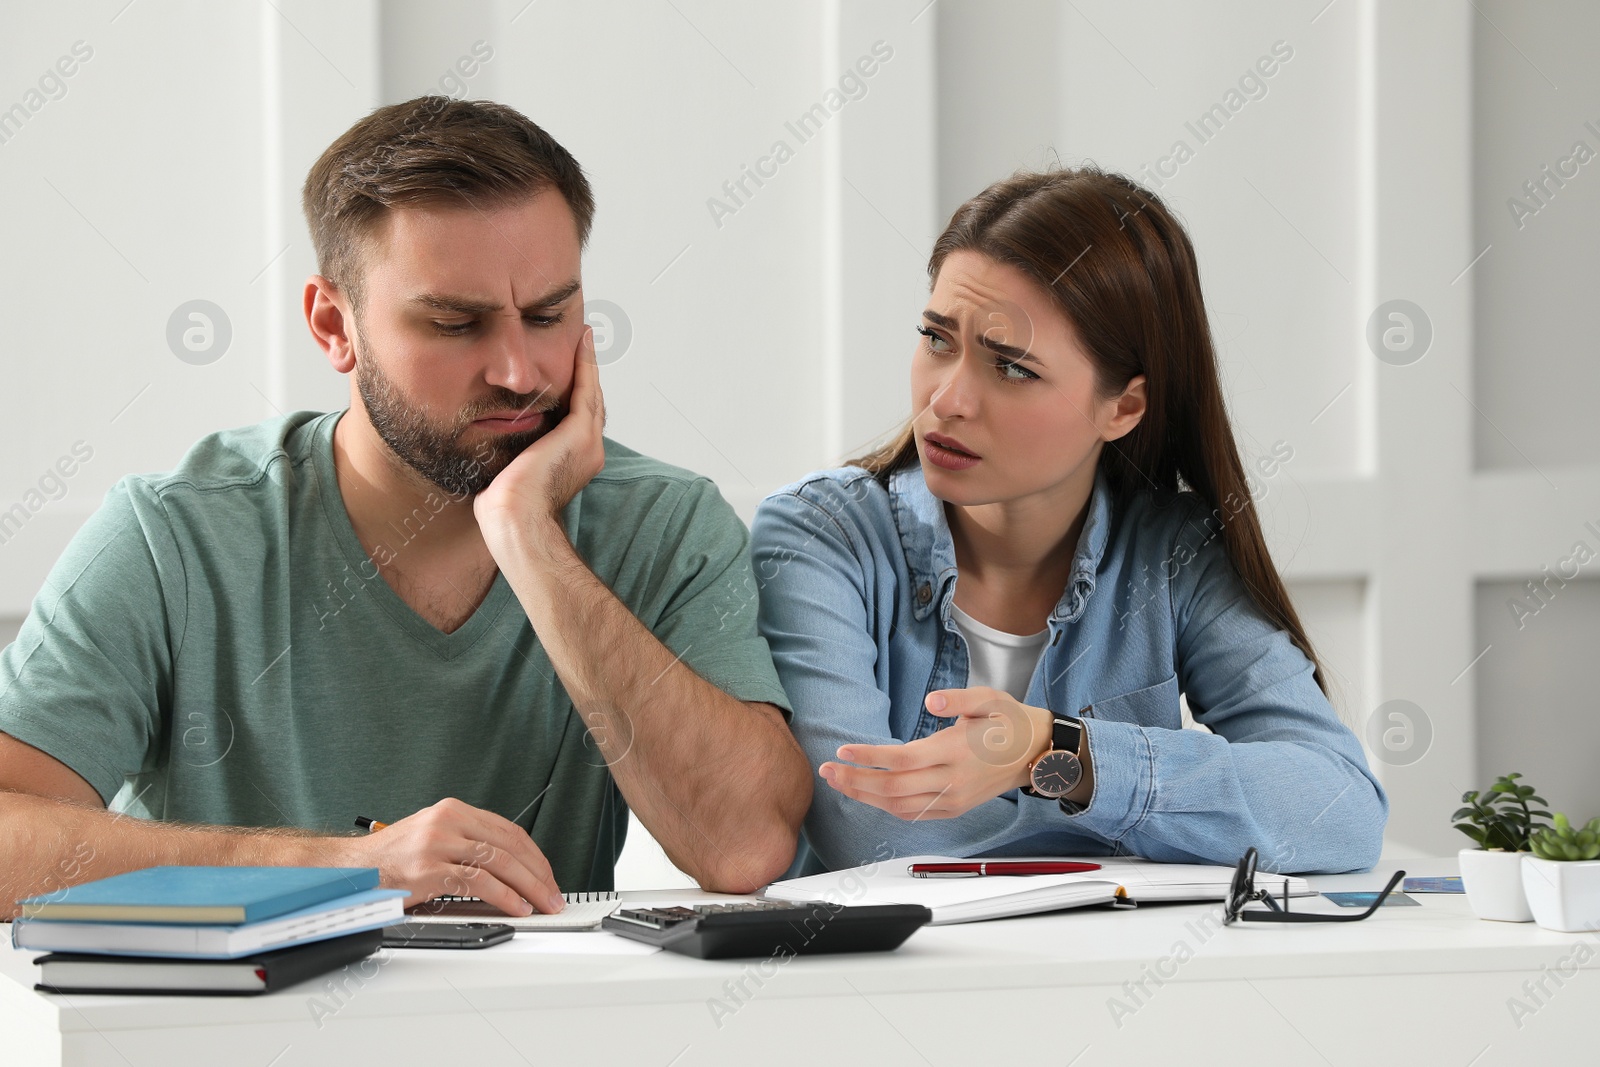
[601,899,931,959]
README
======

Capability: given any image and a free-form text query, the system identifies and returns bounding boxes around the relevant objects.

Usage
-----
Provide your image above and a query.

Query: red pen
[909,861,1102,878]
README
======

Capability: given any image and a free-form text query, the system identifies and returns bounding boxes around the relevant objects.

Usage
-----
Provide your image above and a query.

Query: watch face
[1030,751,1082,798]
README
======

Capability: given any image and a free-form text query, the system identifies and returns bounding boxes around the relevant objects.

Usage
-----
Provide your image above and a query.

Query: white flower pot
[1458,848,1533,922]
[1522,856,1600,932]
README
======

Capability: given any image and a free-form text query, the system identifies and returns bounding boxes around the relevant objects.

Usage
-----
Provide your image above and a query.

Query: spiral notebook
[403,892,621,931]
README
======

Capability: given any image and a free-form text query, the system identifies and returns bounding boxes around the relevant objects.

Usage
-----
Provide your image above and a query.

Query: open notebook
[766,855,1313,925]
[404,892,621,932]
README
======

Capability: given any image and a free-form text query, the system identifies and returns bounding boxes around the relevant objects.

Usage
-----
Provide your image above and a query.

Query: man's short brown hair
[302,96,595,309]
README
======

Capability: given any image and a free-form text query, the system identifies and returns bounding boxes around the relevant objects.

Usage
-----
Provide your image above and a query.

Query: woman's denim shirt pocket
[751,463,1389,877]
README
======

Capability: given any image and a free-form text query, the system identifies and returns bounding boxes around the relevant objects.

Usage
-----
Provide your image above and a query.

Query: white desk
[2,858,1592,1066]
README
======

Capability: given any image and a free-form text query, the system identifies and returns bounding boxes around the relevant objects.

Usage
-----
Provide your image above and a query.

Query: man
[0,97,810,919]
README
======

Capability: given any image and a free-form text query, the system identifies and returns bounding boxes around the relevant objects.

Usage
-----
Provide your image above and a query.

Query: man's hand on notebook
[340,797,564,916]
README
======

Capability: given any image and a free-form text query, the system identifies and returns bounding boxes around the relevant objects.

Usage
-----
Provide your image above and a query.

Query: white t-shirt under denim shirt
[949,602,1049,701]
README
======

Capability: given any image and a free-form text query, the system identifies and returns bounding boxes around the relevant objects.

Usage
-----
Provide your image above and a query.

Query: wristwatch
[1022,713,1088,811]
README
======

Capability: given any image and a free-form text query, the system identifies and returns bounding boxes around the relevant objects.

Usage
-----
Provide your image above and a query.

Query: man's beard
[354,346,563,499]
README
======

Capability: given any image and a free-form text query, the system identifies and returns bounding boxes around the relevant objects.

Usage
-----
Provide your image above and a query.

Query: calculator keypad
[611,901,803,930]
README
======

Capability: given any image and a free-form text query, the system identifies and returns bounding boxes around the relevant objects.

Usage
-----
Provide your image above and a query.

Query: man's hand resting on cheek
[341,797,565,915]
[818,687,1079,820]
[474,326,605,548]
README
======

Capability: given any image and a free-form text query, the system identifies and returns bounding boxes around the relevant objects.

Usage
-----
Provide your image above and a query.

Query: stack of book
[13,866,407,995]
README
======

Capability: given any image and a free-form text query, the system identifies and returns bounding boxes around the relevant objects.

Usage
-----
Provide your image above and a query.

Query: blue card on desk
[1322,891,1419,908]
[1402,876,1464,894]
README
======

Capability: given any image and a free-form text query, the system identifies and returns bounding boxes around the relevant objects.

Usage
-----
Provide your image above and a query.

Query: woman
[752,167,1386,876]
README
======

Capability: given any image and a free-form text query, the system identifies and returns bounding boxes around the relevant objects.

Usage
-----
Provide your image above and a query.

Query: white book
[11,889,406,958]
[765,855,1313,925]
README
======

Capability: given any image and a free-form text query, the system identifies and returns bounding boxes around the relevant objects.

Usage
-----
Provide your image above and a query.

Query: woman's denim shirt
[751,463,1388,876]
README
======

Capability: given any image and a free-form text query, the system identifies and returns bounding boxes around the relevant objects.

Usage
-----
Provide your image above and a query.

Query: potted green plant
[1452,773,1550,922]
[1522,813,1600,932]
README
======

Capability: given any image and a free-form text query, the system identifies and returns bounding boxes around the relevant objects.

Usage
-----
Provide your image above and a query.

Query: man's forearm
[0,791,343,920]
[493,519,810,892]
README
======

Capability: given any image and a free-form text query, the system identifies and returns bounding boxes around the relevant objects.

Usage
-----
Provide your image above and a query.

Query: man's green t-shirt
[0,411,790,890]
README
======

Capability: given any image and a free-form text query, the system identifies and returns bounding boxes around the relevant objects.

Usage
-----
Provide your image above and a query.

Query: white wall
[2,0,1596,876]
[1468,0,1600,826]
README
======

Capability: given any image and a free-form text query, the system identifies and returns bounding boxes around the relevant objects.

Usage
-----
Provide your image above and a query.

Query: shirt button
[916,584,932,605]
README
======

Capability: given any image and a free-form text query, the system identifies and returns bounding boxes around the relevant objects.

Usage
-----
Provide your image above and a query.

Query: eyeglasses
[1223,847,1405,924]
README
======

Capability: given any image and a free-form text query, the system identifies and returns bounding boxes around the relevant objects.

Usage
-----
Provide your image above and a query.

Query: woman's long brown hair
[849,166,1328,695]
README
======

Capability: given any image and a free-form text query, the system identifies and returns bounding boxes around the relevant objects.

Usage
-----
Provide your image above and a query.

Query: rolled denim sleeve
[1068,510,1389,875]
[752,486,1048,871]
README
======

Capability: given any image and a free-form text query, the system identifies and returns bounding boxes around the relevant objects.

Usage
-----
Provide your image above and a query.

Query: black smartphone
[380,921,515,949]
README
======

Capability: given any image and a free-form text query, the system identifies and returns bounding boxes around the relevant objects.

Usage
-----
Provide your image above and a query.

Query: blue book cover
[17,866,381,925]
[13,888,408,957]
